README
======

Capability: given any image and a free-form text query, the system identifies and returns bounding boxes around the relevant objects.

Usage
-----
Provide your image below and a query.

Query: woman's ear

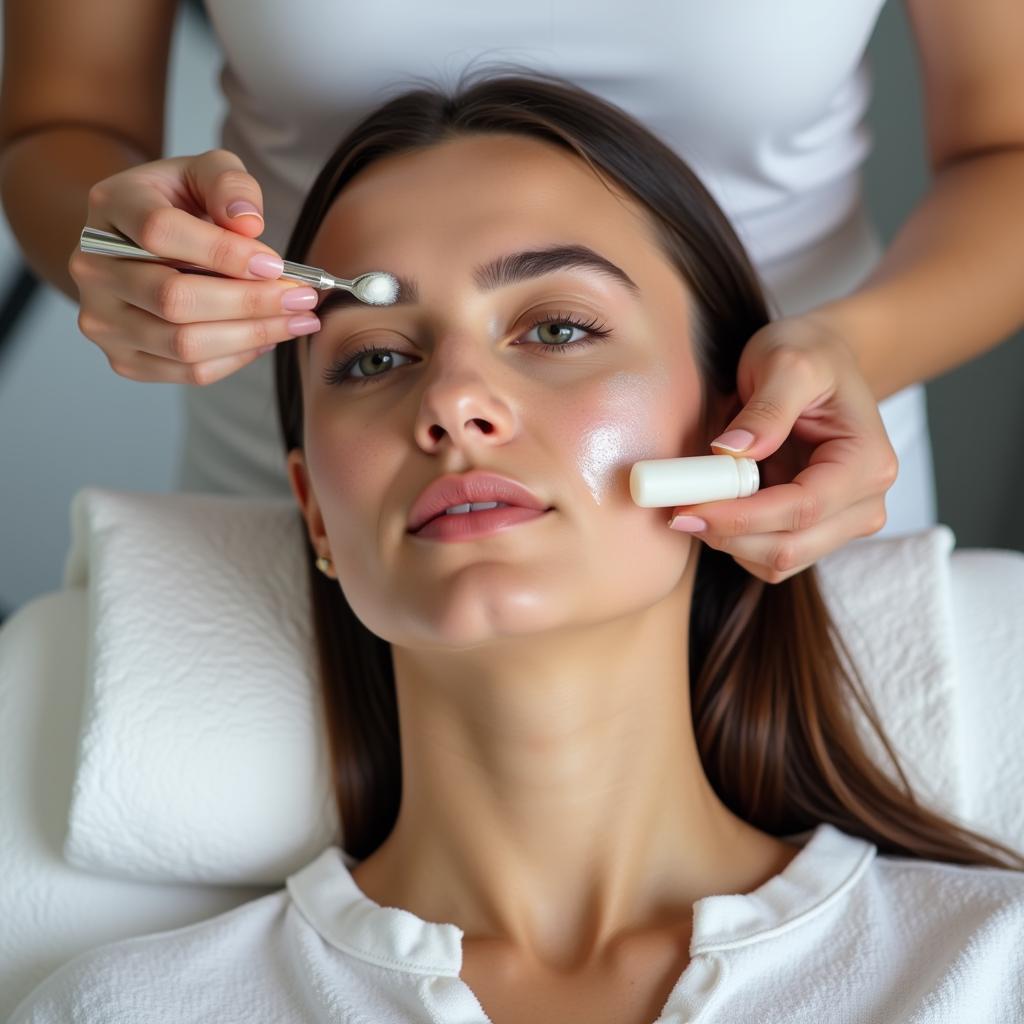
[286,448,329,551]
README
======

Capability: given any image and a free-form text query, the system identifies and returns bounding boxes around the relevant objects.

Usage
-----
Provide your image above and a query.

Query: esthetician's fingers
[79,256,320,357]
[71,148,319,384]
[703,322,877,467]
[83,148,282,272]
[666,315,899,576]
[669,432,898,539]
[76,285,320,385]
[707,494,889,584]
[111,342,279,386]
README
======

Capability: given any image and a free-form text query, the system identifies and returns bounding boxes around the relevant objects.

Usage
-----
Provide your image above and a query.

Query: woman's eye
[322,312,612,387]
[326,348,411,386]
[522,318,595,347]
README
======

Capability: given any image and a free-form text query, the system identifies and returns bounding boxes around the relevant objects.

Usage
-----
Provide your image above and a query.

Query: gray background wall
[862,3,1024,555]
[1,0,1021,620]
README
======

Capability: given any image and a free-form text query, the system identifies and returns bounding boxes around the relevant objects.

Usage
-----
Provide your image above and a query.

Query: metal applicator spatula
[79,226,400,306]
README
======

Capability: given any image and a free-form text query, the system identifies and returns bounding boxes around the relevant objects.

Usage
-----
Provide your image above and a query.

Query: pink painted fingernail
[248,253,284,278]
[287,314,320,335]
[669,515,707,532]
[711,429,755,452]
[281,287,318,311]
[227,200,264,221]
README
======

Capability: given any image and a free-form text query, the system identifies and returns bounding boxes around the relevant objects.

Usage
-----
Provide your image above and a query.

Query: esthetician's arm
[0,0,177,301]
[667,0,1024,583]
[799,0,1024,403]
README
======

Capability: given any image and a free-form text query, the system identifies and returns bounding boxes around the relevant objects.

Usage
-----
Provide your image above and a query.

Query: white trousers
[174,199,937,541]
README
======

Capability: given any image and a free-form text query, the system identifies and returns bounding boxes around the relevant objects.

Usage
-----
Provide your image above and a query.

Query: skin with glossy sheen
[286,133,798,1021]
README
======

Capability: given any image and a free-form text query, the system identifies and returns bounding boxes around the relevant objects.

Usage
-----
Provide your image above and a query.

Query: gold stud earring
[315,554,333,576]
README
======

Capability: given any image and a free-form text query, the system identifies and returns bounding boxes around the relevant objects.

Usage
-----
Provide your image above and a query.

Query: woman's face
[288,132,727,648]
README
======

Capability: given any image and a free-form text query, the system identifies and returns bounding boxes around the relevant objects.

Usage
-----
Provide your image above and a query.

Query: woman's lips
[411,505,552,541]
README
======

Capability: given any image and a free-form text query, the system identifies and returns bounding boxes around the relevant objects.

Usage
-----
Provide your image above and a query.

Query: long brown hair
[273,65,1023,870]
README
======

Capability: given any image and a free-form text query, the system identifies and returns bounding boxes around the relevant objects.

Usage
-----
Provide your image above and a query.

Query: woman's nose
[411,345,518,451]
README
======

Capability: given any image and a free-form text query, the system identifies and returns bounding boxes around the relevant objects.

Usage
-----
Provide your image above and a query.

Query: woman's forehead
[307,134,648,266]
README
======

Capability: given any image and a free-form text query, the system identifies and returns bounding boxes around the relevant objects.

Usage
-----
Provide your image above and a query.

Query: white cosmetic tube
[630,455,759,507]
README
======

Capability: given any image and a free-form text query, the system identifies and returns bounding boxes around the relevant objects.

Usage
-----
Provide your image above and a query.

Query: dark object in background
[0,263,38,376]
[187,0,209,26]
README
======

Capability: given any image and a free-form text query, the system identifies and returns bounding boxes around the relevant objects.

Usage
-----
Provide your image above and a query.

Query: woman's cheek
[305,415,391,538]
[566,369,685,510]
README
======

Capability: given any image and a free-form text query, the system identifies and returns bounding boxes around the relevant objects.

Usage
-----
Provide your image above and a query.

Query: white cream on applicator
[629,454,759,507]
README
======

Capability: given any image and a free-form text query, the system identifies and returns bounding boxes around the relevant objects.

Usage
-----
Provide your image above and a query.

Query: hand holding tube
[652,314,899,584]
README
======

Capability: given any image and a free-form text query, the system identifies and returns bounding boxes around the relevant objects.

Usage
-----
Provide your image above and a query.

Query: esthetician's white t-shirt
[10,823,1024,1022]
[177,0,936,538]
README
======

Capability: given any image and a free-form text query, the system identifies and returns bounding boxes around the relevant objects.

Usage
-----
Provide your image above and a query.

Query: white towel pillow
[62,488,341,885]
[60,487,966,885]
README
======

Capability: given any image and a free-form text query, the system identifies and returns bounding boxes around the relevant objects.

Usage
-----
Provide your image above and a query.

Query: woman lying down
[13,68,1024,1024]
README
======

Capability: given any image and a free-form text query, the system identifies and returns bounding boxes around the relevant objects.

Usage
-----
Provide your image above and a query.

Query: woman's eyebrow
[313,243,642,326]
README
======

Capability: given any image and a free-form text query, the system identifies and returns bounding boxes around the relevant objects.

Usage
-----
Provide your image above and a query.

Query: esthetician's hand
[667,314,899,583]
[69,148,322,386]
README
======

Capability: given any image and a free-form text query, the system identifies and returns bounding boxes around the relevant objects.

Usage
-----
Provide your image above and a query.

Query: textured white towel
[946,548,1024,854]
[61,488,340,886]
[59,487,964,886]
[816,524,964,820]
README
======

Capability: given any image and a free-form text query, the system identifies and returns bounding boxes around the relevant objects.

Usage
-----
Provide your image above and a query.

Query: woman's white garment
[176,0,935,539]
[11,823,1024,1021]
